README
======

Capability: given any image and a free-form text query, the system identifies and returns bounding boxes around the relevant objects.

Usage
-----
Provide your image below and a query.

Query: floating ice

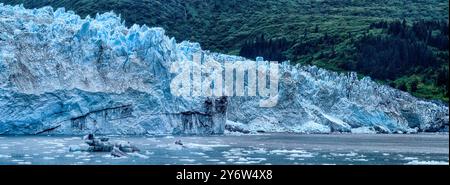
[351,127,377,134]
[403,157,419,160]
[179,158,196,163]
[184,143,230,151]
[330,152,359,157]
[17,161,32,165]
[406,160,449,165]
[289,153,315,158]
[128,152,149,159]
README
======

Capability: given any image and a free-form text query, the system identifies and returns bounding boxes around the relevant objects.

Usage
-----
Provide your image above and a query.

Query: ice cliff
[0,4,448,135]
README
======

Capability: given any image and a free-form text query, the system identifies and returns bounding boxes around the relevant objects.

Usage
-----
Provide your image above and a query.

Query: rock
[175,140,183,146]
[225,124,251,134]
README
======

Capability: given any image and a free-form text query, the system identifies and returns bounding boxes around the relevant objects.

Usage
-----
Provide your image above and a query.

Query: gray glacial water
[0,133,448,165]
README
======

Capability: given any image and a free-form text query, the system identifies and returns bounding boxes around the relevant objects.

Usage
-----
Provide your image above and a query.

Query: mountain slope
[2,0,447,52]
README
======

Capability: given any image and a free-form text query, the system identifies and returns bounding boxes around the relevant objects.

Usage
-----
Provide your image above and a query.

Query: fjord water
[0,133,448,165]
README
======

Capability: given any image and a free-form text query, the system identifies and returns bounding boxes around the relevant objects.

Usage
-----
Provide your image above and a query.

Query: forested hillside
[1,0,448,101]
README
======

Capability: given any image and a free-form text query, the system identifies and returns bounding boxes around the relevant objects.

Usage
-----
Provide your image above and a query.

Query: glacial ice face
[0,4,226,135]
[0,4,448,135]
[227,65,448,134]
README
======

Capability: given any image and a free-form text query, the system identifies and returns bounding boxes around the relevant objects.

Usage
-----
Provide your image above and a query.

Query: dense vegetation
[1,0,448,101]
[351,20,448,100]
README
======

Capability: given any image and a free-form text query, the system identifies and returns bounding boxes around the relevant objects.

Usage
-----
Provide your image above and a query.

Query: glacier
[0,4,448,135]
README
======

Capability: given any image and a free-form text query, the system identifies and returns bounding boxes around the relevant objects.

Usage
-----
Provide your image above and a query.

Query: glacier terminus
[0,4,448,135]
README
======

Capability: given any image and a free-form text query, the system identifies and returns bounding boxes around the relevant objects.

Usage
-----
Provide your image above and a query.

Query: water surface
[0,133,448,165]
